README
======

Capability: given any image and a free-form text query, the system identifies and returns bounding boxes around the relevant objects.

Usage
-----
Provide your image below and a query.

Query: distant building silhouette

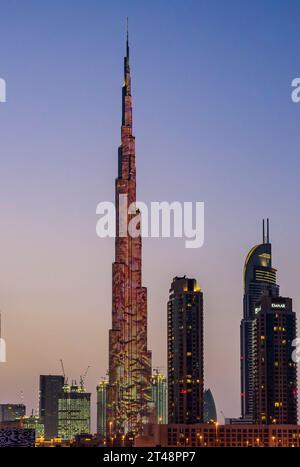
[0,404,25,422]
[204,389,217,423]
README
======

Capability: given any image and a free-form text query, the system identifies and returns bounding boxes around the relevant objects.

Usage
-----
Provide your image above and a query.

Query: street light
[109,421,113,446]
[215,422,219,447]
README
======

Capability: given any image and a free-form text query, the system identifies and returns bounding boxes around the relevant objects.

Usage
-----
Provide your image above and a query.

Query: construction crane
[80,366,90,389]
[60,359,68,384]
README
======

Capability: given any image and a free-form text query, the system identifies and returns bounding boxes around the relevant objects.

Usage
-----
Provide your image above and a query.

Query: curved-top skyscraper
[240,219,279,419]
[106,30,152,439]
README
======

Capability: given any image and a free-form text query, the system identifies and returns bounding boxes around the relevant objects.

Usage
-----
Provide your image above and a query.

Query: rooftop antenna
[125,16,130,62]
[267,218,270,243]
[126,17,129,55]
[263,219,265,244]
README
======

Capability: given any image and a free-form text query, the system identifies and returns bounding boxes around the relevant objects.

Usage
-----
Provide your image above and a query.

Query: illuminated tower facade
[58,383,91,440]
[240,220,279,419]
[254,295,297,424]
[96,380,108,438]
[151,370,167,424]
[107,31,152,437]
[168,276,204,424]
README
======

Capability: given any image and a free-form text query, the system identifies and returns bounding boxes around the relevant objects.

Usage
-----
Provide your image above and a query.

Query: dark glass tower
[39,375,64,439]
[203,389,217,423]
[168,276,204,424]
[254,295,297,424]
[97,379,108,438]
[240,220,279,419]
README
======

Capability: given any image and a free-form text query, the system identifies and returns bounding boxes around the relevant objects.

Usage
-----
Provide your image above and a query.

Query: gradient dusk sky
[1,0,300,430]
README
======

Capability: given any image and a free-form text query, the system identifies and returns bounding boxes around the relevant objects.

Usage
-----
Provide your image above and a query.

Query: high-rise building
[254,294,297,424]
[21,415,45,439]
[151,370,167,424]
[97,379,108,438]
[167,276,204,424]
[0,404,25,422]
[107,30,152,437]
[240,220,279,419]
[58,383,91,440]
[203,389,217,423]
[39,375,64,439]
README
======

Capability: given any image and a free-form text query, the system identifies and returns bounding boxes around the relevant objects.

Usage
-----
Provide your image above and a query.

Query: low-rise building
[135,423,300,448]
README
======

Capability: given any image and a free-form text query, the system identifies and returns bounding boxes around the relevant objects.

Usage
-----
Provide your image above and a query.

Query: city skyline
[1,0,300,434]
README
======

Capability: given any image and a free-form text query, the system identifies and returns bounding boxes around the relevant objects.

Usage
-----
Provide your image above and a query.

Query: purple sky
[1,0,300,430]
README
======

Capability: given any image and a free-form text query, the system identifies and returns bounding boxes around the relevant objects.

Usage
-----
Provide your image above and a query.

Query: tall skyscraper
[58,383,91,440]
[97,379,108,438]
[167,276,204,424]
[254,294,297,424]
[0,404,25,422]
[151,370,167,424]
[39,375,64,439]
[240,220,279,419]
[106,30,152,437]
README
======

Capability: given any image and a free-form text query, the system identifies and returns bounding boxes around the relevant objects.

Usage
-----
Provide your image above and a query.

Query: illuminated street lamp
[215,422,219,447]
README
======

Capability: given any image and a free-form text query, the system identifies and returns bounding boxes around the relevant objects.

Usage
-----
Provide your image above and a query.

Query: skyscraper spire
[262,218,270,244]
[107,29,152,439]
[126,17,129,59]
[122,19,132,127]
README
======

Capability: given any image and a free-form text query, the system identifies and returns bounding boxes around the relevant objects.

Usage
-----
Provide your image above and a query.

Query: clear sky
[1,0,300,430]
